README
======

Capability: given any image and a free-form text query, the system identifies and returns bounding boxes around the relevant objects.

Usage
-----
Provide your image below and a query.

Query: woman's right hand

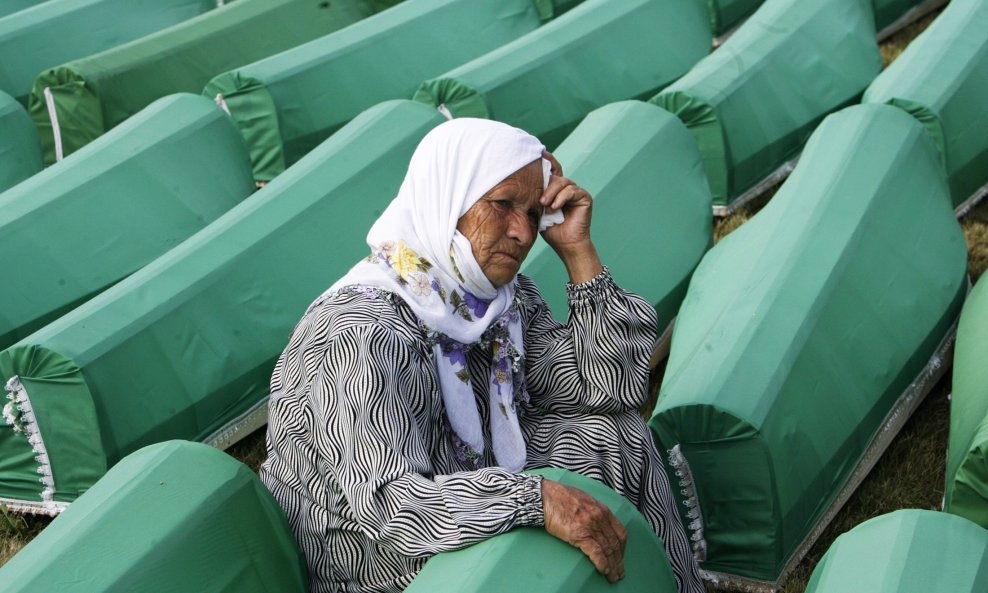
[542,478,627,582]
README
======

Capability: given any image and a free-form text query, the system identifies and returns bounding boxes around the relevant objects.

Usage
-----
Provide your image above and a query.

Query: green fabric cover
[863,0,988,209]
[0,93,254,352]
[805,510,988,592]
[413,0,712,149]
[945,274,988,527]
[0,0,46,19]
[204,0,547,182]
[0,90,41,192]
[650,0,880,207]
[0,0,218,104]
[28,0,398,165]
[648,104,968,584]
[405,468,678,593]
[0,100,443,509]
[519,100,711,326]
[705,0,762,35]
[0,440,308,592]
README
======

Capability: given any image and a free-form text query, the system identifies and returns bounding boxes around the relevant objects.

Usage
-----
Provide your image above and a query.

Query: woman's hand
[539,150,603,284]
[542,478,627,583]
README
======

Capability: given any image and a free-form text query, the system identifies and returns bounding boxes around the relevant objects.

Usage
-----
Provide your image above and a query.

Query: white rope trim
[4,376,58,512]
[437,104,453,121]
[42,87,64,162]
[214,93,231,117]
[667,443,708,562]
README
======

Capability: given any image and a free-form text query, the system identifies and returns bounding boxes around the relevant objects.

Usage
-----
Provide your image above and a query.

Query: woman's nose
[507,212,535,246]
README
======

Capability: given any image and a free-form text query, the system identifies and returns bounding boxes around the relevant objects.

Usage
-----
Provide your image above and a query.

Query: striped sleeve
[521,268,657,414]
[312,323,544,557]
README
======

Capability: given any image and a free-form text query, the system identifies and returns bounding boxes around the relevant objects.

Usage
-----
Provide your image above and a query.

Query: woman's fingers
[542,479,626,582]
[542,149,563,177]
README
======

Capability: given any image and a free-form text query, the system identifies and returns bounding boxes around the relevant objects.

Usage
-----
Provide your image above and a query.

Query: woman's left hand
[539,150,603,284]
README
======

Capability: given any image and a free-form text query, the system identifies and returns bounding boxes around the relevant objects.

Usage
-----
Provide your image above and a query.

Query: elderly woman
[261,119,703,593]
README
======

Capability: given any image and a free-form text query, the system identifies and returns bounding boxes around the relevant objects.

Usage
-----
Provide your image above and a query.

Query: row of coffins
[0,0,219,103]
[204,0,555,182]
[651,0,880,213]
[27,0,399,164]
[1,0,986,591]
[5,442,985,592]
[410,0,712,150]
[0,90,40,193]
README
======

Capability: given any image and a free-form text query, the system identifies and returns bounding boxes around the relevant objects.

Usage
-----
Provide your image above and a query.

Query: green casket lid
[0,99,443,514]
[649,104,967,587]
[0,0,217,103]
[0,93,254,352]
[405,468,679,593]
[0,440,308,592]
[864,0,988,210]
[413,0,712,149]
[650,0,880,208]
[520,100,711,327]
[805,510,988,592]
[204,0,550,182]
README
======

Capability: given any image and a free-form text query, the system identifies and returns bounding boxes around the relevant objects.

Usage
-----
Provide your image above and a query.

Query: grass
[2,6,985,591]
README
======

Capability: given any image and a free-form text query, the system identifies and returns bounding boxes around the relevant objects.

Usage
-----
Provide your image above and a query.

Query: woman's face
[457,160,544,287]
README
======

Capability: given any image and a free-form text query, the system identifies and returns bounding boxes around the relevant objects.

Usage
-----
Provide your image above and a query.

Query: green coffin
[0,440,308,592]
[413,0,712,149]
[649,0,880,210]
[0,100,443,513]
[805,510,988,592]
[0,93,254,352]
[204,0,549,183]
[648,104,967,587]
[0,0,46,19]
[705,0,762,36]
[863,0,988,212]
[519,100,711,327]
[28,0,397,165]
[405,468,678,593]
[0,0,218,104]
[0,90,41,193]
[945,274,988,527]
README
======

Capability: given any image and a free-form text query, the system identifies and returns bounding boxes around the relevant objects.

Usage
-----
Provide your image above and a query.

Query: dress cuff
[514,474,545,527]
[565,266,618,308]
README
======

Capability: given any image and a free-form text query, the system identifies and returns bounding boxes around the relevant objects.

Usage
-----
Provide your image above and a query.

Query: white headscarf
[328,118,553,471]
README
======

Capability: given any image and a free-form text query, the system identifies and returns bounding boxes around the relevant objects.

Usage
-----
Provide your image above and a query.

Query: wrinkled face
[457,160,543,287]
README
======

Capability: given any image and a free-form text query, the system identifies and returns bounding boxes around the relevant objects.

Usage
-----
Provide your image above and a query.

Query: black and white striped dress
[261,269,703,593]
